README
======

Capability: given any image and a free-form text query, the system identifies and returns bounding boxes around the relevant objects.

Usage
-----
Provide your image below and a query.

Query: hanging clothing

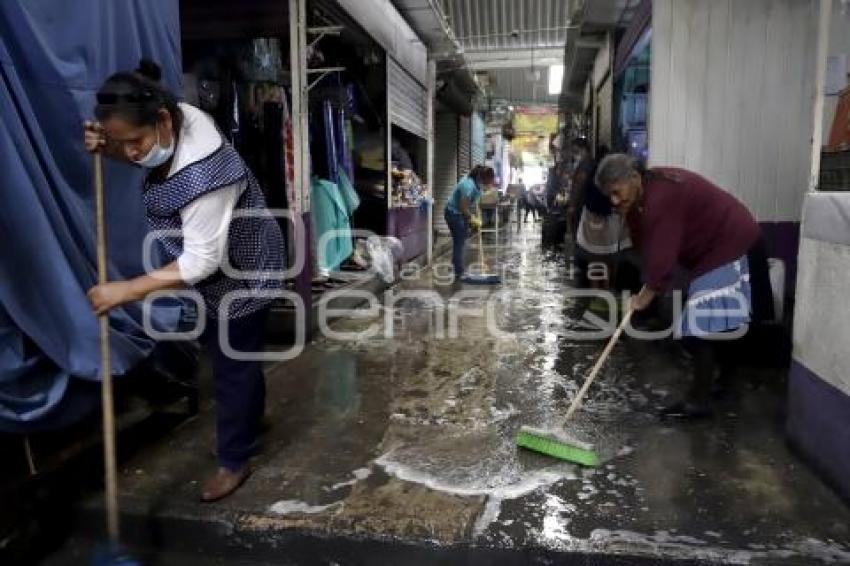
[143,103,285,320]
[311,176,358,273]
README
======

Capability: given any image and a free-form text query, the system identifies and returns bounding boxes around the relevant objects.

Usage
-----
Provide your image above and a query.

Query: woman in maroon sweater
[594,154,774,418]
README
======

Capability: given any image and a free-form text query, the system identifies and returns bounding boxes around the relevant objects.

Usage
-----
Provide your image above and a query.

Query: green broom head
[516,425,601,467]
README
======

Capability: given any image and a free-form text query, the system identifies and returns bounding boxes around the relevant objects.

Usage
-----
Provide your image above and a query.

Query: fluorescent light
[548,64,564,95]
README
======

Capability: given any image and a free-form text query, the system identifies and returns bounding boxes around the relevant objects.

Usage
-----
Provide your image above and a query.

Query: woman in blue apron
[444,165,494,279]
[84,60,283,501]
[595,154,774,419]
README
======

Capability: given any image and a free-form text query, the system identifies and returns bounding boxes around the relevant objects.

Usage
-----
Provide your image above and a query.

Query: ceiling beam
[459,36,605,68]
[466,49,563,70]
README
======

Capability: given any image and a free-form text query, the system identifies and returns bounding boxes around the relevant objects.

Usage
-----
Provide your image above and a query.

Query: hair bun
[136,58,162,82]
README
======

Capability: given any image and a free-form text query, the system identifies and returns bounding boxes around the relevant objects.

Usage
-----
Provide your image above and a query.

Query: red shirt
[639,168,759,291]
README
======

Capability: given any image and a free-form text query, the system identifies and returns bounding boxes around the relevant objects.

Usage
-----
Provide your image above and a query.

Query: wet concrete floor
[57,231,850,564]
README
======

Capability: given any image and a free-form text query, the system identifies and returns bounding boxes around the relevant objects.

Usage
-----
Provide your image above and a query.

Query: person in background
[546,160,571,210]
[444,165,494,280]
[524,182,544,223]
[84,59,284,501]
[479,182,500,227]
[568,138,594,238]
[595,154,774,419]
[515,176,533,223]
[575,145,633,293]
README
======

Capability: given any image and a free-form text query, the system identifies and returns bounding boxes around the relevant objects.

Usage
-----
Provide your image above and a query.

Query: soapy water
[576,529,850,565]
[375,431,579,536]
[325,467,373,492]
[269,500,342,516]
[301,238,850,563]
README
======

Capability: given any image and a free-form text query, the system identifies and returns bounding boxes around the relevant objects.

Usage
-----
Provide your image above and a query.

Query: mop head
[516,425,600,467]
[461,273,502,285]
[91,544,141,566]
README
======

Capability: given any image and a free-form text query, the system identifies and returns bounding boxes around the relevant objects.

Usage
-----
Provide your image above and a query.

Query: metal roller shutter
[434,113,459,235]
[471,112,485,166]
[388,57,428,139]
[596,76,613,150]
[458,114,471,178]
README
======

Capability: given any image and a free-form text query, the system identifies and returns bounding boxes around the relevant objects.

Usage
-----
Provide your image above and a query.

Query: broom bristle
[516,426,600,467]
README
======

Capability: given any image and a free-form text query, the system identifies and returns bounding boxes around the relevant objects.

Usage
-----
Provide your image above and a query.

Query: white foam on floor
[376,451,576,499]
[268,500,342,516]
[376,449,577,536]
[327,467,373,491]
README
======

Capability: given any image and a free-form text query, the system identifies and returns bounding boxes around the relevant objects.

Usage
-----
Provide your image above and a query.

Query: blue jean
[445,209,468,277]
[201,306,270,471]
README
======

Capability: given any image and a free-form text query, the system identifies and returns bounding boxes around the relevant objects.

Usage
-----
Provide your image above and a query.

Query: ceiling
[393,0,641,109]
[441,0,578,52]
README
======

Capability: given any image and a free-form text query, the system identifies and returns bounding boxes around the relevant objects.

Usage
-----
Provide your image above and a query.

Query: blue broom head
[91,544,142,566]
[461,273,502,285]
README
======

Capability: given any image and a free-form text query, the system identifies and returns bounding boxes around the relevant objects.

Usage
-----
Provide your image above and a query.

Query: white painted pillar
[809,0,834,192]
[289,0,310,211]
[426,58,436,264]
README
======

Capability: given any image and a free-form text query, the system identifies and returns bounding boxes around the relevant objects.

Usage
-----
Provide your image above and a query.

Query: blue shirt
[445,176,481,214]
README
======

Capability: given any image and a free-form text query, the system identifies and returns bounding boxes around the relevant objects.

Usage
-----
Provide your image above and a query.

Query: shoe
[659,400,714,420]
[201,465,252,502]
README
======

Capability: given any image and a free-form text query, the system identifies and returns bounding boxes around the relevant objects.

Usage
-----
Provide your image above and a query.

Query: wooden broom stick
[94,153,119,544]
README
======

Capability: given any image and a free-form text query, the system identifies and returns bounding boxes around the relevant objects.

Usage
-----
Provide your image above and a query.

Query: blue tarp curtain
[0,0,183,432]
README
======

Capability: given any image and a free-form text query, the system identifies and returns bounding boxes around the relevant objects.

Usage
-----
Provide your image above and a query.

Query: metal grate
[820,151,850,192]
[388,57,428,139]
[471,112,486,166]
[434,113,460,234]
[441,0,575,52]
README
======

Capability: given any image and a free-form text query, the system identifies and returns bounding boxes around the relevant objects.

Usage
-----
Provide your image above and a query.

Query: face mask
[133,125,174,168]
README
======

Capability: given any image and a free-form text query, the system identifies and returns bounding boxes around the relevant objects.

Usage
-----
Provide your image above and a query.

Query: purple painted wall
[787,360,850,502]
[388,205,429,263]
[295,212,313,329]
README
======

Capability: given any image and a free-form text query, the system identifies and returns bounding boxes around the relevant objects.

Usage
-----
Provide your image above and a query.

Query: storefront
[612,0,651,159]
[180,0,435,334]
[329,0,435,264]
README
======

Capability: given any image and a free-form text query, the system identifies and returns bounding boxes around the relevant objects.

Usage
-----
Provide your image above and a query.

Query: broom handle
[477,221,486,269]
[94,153,120,544]
[565,307,633,421]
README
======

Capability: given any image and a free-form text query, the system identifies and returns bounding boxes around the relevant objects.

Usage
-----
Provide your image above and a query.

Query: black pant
[200,306,270,470]
[682,236,775,401]
[747,236,775,323]
[445,209,468,277]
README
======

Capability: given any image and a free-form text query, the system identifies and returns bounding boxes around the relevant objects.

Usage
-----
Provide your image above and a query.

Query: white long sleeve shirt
[167,104,245,284]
